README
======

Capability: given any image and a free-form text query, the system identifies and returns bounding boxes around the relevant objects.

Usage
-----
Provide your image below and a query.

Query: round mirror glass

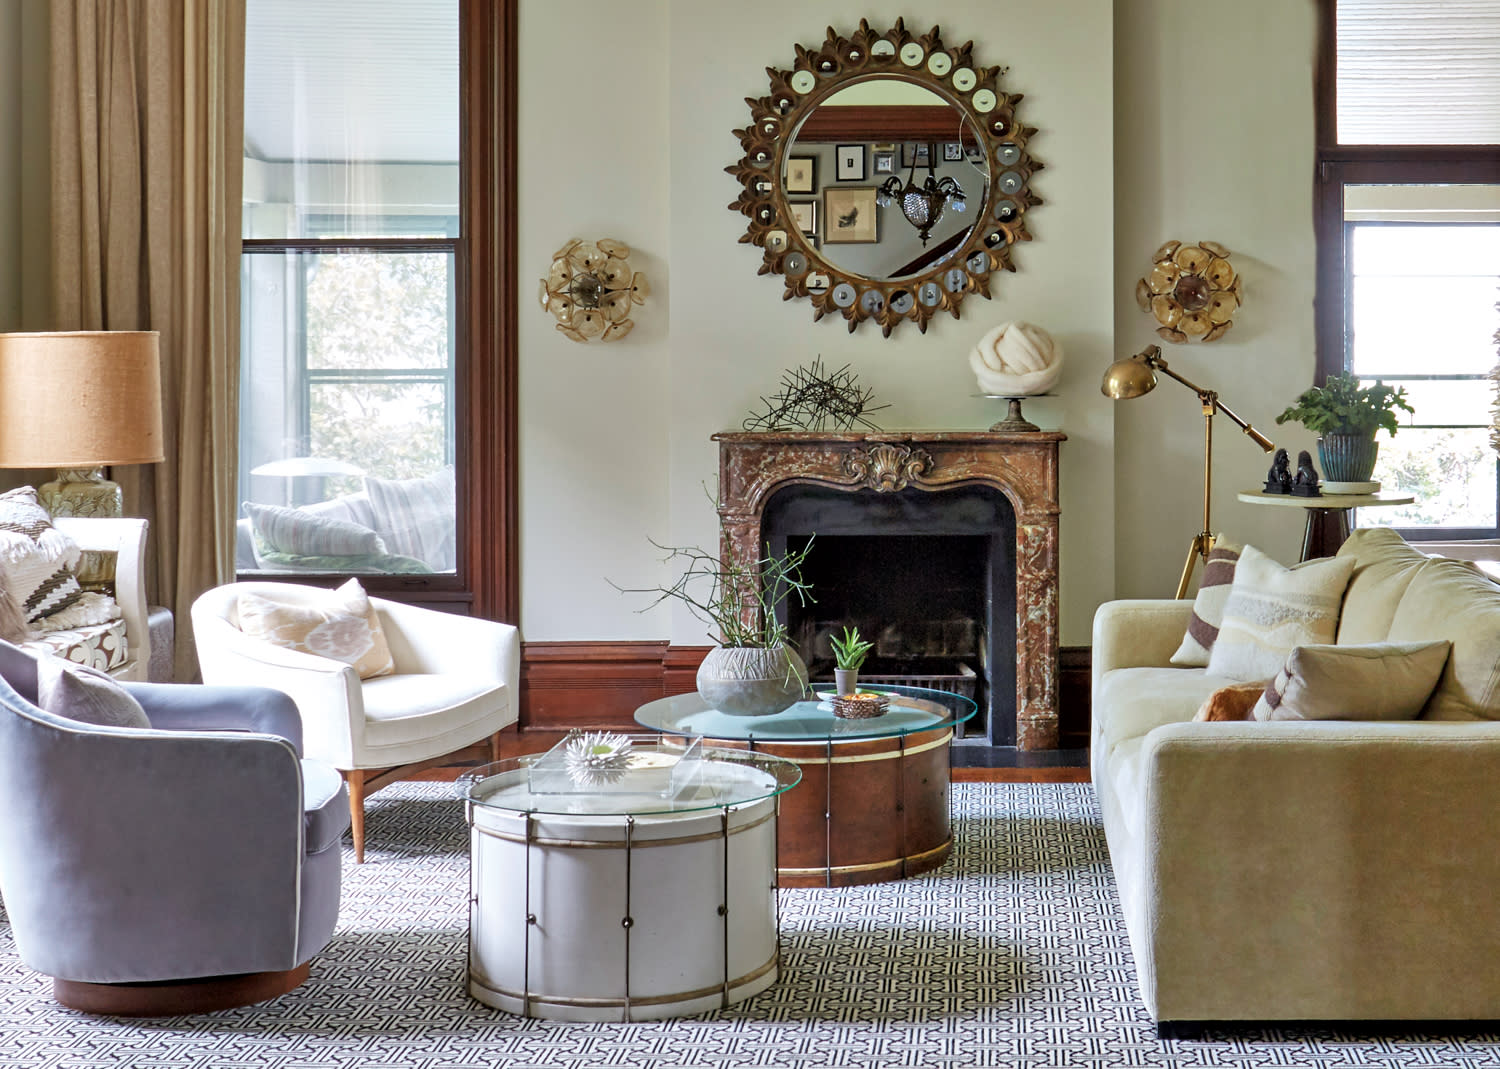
[781,78,990,283]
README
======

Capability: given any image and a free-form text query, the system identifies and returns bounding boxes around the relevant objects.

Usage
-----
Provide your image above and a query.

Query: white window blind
[1337,0,1500,145]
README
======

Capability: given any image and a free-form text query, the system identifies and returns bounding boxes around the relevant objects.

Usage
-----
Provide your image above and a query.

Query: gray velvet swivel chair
[0,640,349,1015]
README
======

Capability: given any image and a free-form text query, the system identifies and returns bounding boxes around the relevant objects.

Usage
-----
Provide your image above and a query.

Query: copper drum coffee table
[635,684,976,887]
[459,738,800,1021]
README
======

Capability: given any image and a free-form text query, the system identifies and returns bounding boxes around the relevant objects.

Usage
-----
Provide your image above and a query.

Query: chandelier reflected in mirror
[876,147,967,247]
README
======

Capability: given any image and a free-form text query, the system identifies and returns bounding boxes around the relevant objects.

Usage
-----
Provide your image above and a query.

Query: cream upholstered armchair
[191,582,519,862]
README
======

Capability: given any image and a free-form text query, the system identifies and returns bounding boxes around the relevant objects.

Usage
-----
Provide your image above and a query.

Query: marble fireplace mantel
[713,430,1066,750]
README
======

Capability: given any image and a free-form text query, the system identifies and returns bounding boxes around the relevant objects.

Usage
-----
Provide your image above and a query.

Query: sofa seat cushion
[1388,558,1500,720]
[20,618,129,673]
[359,673,507,757]
[1334,527,1432,645]
[1095,666,1228,761]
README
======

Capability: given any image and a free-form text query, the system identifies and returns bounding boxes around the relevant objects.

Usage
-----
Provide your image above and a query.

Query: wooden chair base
[53,961,311,1016]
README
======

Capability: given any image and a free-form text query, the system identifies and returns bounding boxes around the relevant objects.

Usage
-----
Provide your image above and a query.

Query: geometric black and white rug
[2,783,1499,1068]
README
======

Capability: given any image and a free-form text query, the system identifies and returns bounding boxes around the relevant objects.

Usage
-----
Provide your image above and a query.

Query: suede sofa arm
[1135,719,1500,1023]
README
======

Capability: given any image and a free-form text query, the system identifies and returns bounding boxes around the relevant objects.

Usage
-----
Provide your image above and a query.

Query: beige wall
[520,0,1116,645]
[1112,0,1316,594]
[0,0,1323,644]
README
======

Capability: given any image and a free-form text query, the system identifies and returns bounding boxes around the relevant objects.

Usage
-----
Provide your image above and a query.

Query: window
[1315,0,1500,541]
[238,0,516,619]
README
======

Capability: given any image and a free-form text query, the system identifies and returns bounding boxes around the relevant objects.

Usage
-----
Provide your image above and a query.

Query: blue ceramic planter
[1317,434,1379,483]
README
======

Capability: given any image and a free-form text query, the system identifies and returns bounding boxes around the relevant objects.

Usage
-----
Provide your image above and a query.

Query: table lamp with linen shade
[0,331,165,517]
[1101,344,1275,599]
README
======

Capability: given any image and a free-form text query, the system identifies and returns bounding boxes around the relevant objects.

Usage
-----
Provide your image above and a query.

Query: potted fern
[830,626,874,697]
[1275,371,1414,486]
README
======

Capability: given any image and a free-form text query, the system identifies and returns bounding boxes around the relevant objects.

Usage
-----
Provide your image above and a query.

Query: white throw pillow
[1170,534,1243,666]
[236,578,395,679]
[1206,547,1356,682]
[243,501,388,557]
[1253,640,1452,721]
[0,486,86,625]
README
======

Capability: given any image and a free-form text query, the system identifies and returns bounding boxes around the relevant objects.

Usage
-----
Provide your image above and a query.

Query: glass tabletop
[457,735,801,818]
[634,684,977,743]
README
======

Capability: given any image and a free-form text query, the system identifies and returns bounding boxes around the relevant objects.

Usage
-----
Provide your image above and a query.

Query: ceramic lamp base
[39,468,123,518]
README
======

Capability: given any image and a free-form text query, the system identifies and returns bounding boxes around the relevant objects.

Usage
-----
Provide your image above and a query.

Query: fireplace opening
[762,485,1016,746]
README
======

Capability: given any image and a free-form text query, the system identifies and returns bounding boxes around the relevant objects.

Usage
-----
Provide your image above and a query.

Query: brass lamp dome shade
[1100,350,1160,400]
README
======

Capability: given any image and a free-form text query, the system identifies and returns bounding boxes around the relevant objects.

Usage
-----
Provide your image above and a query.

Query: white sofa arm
[53,517,148,682]
[375,598,519,689]
[190,609,364,768]
[1091,599,1193,692]
[1135,719,1500,1022]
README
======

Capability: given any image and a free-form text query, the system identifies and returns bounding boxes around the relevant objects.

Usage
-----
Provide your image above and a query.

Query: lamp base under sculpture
[39,468,123,518]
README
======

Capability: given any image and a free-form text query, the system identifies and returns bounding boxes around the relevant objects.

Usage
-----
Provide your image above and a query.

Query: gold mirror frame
[728,19,1043,336]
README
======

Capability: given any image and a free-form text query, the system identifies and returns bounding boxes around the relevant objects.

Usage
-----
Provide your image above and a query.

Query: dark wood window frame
[237,0,518,624]
[1312,0,1500,543]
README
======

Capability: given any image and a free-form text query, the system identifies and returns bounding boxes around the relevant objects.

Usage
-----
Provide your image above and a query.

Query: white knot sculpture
[968,321,1064,397]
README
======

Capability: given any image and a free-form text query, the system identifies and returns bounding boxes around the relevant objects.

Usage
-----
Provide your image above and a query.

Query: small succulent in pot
[1274,372,1415,484]
[829,625,874,696]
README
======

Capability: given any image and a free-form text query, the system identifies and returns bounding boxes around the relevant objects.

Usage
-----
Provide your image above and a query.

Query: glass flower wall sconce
[539,238,649,342]
[1135,240,1240,343]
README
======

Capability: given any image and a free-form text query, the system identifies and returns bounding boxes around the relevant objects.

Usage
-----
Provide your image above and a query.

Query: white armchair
[22,517,150,682]
[191,582,520,861]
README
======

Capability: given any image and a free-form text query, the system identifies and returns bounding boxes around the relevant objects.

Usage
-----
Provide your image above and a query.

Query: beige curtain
[50,0,244,681]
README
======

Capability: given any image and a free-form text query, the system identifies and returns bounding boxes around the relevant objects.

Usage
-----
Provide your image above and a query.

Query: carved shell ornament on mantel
[538,238,649,343]
[843,443,933,492]
[1135,240,1240,343]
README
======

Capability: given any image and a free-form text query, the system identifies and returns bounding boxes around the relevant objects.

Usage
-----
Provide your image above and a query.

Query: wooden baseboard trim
[519,641,1091,743]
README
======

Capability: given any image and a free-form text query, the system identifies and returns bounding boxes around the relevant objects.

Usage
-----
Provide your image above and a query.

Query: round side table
[1236,490,1415,560]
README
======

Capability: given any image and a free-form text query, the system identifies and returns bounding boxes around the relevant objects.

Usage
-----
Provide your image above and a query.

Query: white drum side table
[459,741,800,1022]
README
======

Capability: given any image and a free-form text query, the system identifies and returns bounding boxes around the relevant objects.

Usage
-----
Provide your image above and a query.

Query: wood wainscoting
[518,640,1092,743]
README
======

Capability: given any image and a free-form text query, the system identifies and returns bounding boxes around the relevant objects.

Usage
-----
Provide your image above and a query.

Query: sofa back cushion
[1334,527,1430,645]
[1387,557,1500,720]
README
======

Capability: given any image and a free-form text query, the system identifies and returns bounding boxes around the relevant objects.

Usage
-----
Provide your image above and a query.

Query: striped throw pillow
[1206,547,1357,682]
[243,501,387,557]
[0,486,86,625]
[365,467,456,571]
[1170,534,1243,666]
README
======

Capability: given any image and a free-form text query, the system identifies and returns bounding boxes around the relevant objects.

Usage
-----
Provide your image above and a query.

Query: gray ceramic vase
[696,645,809,717]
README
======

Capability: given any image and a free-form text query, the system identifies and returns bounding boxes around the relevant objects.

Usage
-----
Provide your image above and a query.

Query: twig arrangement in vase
[613,538,816,716]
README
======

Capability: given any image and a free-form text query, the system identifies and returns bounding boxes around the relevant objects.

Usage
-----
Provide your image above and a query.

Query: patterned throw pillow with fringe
[1170,534,1243,666]
[0,487,86,627]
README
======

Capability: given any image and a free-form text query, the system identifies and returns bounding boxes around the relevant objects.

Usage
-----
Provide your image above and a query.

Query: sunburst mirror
[727,19,1043,336]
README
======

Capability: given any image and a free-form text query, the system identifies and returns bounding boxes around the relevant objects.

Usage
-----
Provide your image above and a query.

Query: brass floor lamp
[1101,345,1276,599]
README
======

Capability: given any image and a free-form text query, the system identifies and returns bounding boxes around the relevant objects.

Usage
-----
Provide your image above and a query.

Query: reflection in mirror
[728,18,1042,335]
[784,79,989,281]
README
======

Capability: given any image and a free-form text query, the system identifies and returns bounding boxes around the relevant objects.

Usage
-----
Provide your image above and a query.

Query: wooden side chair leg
[344,770,367,864]
[489,731,502,763]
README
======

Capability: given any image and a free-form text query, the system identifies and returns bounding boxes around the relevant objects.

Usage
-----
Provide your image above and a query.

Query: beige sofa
[1091,528,1500,1034]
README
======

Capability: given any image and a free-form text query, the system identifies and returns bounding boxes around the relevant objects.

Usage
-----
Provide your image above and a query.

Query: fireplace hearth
[715,430,1065,751]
